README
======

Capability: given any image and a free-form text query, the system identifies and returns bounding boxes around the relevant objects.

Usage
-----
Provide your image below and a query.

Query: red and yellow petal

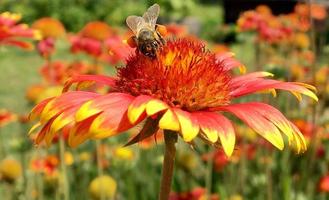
[29,97,54,120]
[127,95,153,124]
[193,112,235,156]
[145,99,169,116]
[173,108,199,142]
[68,114,100,147]
[63,75,116,92]
[159,109,180,131]
[219,103,285,150]
[230,75,318,102]
[39,92,99,123]
[87,94,136,138]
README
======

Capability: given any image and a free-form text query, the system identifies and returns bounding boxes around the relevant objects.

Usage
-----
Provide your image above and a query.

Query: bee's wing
[126,15,146,34]
[142,3,160,29]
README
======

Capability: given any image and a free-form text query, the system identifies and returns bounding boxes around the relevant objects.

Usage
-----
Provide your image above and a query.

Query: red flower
[202,149,229,171]
[0,12,38,50]
[237,8,293,44]
[319,175,329,192]
[29,39,317,156]
[0,109,16,127]
[40,61,93,85]
[69,21,114,58]
[30,155,59,175]
[102,35,134,65]
[32,18,66,58]
[170,187,219,200]
[69,34,103,57]
[36,37,55,58]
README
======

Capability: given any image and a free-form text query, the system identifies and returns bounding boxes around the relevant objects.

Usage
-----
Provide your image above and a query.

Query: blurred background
[0,0,329,199]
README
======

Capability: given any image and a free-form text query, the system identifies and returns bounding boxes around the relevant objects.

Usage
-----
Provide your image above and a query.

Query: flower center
[115,39,231,111]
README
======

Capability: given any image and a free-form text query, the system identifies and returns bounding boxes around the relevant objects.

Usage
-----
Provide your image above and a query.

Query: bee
[126,4,166,58]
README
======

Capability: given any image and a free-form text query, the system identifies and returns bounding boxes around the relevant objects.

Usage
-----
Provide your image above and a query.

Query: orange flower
[164,24,188,38]
[26,84,46,103]
[32,18,65,58]
[29,38,317,156]
[80,21,113,41]
[0,158,22,183]
[256,5,272,16]
[32,17,65,39]
[0,12,38,50]
[0,109,16,127]
[295,3,327,21]
[237,10,293,44]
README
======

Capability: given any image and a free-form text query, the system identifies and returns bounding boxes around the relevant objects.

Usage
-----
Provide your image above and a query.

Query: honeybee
[126,4,166,58]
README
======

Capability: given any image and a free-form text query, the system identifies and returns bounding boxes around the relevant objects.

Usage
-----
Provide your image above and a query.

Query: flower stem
[159,131,178,200]
[205,147,214,199]
[59,137,70,200]
[95,140,105,200]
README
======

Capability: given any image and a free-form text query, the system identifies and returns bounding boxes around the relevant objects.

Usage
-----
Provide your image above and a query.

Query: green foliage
[0,0,222,39]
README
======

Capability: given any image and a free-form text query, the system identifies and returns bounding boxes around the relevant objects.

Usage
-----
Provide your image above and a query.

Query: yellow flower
[229,194,243,200]
[294,33,310,49]
[64,152,74,166]
[176,151,198,171]
[79,152,91,162]
[0,158,22,182]
[89,175,117,200]
[113,147,134,161]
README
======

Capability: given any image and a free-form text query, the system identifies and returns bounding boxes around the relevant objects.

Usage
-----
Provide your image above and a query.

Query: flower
[318,175,329,192]
[39,61,92,85]
[69,21,113,58]
[176,151,198,171]
[295,3,327,21]
[69,34,103,57]
[29,38,317,157]
[102,35,135,65]
[237,8,294,44]
[170,187,219,200]
[0,12,38,50]
[293,32,310,49]
[32,18,65,58]
[0,158,22,183]
[88,175,117,200]
[202,149,229,171]
[112,147,134,161]
[32,17,65,39]
[36,37,55,58]
[80,21,113,41]
[30,155,59,175]
[0,109,16,127]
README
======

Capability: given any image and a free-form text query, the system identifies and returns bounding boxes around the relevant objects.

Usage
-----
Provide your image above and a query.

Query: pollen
[115,39,232,111]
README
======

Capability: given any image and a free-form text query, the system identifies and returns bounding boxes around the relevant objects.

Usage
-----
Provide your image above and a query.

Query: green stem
[95,140,105,200]
[159,131,178,200]
[0,128,6,158]
[205,147,214,198]
[59,137,70,200]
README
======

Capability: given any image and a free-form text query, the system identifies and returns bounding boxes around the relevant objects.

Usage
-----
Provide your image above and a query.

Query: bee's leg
[132,36,138,44]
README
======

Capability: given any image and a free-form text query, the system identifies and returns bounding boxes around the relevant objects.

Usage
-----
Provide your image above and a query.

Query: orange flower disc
[116,39,231,111]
